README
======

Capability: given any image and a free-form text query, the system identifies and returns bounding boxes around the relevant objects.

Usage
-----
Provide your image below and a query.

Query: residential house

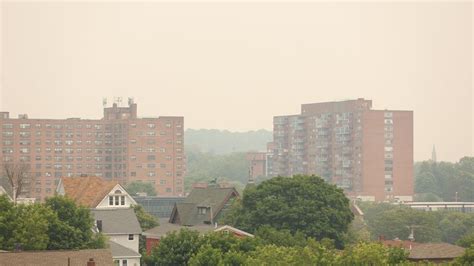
[143,186,246,254]
[380,238,465,263]
[0,185,35,204]
[56,176,137,209]
[0,249,113,266]
[91,209,142,266]
[169,186,239,226]
[143,219,253,255]
[57,176,142,266]
[407,243,465,263]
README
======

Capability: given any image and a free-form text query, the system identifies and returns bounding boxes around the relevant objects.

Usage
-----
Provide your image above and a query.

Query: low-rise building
[57,176,142,266]
[0,249,113,266]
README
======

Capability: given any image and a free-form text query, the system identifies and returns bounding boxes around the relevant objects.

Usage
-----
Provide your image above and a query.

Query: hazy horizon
[1,2,472,162]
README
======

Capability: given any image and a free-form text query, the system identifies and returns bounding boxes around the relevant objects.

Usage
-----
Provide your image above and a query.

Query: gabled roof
[59,176,118,208]
[408,243,465,260]
[214,225,254,237]
[169,186,239,226]
[0,249,113,266]
[91,208,142,234]
[109,241,141,258]
[143,218,215,239]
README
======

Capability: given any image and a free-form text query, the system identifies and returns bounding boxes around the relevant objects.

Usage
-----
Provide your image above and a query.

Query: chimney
[87,258,96,266]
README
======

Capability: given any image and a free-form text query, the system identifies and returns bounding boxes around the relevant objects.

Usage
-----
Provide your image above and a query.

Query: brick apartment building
[270,98,413,201]
[0,100,185,200]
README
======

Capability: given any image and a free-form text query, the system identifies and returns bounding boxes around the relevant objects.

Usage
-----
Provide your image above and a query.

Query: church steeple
[431,145,437,162]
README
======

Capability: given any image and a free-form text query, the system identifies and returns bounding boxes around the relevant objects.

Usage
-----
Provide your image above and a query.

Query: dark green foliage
[188,244,223,266]
[132,204,159,231]
[0,195,105,251]
[415,157,474,201]
[455,244,474,265]
[457,231,474,248]
[150,229,203,266]
[126,181,157,196]
[255,225,307,247]
[224,175,354,248]
[45,196,96,249]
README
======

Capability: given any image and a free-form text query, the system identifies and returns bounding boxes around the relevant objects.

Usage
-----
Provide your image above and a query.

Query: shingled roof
[59,176,118,208]
[91,208,142,234]
[0,249,113,266]
[408,243,465,260]
[169,186,239,226]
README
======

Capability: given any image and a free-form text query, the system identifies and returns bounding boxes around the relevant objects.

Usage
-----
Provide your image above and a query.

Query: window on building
[128,234,134,240]
[198,207,207,215]
[122,260,128,266]
[121,196,125,205]
[109,196,114,205]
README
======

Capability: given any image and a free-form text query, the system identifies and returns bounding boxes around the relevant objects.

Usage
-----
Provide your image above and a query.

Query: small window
[109,196,113,205]
[198,207,207,215]
[115,196,119,205]
[114,260,119,266]
[128,234,134,240]
[121,196,125,205]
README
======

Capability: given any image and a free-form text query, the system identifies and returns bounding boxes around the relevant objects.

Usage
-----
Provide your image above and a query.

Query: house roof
[109,241,141,258]
[60,176,118,208]
[214,225,254,237]
[408,243,465,260]
[170,186,239,226]
[0,249,113,266]
[143,218,215,239]
[91,208,142,234]
[381,239,420,250]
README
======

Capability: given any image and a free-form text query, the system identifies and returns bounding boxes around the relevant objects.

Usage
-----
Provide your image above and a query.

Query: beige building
[0,100,185,200]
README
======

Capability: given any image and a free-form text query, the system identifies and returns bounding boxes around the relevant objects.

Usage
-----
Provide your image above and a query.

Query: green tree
[45,196,100,249]
[254,225,307,247]
[338,242,390,265]
[149,229,203,266]
[126,181,157,196]
[188,244,223,266]
[457,231,474,248]
[455,244,474,265]
[4,203,54,250]
[225,175,354,248]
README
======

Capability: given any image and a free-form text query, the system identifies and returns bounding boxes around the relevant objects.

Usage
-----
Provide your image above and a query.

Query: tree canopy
[415,157,474,201]
[0,195,106,251]
[222,175,354,248]
[147,228,409,266]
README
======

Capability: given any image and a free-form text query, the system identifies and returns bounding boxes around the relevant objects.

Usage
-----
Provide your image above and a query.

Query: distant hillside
[185,129,272,154]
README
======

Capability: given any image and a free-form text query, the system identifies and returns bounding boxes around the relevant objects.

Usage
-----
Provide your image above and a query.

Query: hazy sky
[1,1,472,162]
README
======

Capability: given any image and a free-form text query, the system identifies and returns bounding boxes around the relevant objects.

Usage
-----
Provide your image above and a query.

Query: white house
[56,176,142,266]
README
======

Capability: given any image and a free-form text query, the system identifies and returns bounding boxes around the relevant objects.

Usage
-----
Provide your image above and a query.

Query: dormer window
[108,189,126,206]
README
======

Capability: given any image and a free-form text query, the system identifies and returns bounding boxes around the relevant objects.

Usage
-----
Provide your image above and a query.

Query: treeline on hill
[0,195,106,251]
[185,146,249,192]
[185,129,272,154]
[415,157,474,201]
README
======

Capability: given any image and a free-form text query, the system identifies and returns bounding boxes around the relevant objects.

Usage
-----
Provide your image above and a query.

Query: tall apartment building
[272,98,413,201]
[0,100,185,200]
